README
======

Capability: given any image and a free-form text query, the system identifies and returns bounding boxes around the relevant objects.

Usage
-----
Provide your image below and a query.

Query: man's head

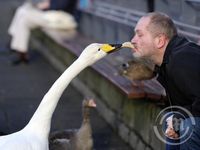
[131,12,177,65]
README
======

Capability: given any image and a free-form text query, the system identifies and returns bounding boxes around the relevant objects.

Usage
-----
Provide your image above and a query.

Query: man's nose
[131,35,136,44]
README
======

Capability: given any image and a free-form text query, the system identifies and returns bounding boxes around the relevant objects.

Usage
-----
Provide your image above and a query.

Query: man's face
[131,17,157,59]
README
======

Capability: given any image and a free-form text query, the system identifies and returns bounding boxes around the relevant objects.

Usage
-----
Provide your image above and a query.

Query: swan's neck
[24,58,89,137]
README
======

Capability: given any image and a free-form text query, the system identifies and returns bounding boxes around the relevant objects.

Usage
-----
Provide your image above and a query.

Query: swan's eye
[98,48,101,51]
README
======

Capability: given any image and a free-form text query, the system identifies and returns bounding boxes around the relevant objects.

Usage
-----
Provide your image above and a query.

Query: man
[8,0,77,65]
[130,12,200,149]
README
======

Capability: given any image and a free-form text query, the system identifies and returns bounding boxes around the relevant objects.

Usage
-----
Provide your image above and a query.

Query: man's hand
[165,115,179,139]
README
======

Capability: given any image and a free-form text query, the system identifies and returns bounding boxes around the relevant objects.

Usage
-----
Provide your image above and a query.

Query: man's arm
[172,47,200,115]
[165,46,200,138]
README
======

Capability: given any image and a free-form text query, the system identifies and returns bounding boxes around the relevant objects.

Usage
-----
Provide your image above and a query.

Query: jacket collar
[162,35,188,64]
[155,35,188,74]
[162,35,177,64]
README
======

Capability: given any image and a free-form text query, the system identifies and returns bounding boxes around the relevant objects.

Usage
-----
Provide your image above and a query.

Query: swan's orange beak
[101,42,134,53]
[101,44,122,53]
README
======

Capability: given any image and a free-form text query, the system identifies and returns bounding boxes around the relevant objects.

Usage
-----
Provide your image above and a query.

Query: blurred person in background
[8,0,77,65]
[130,12,200,150]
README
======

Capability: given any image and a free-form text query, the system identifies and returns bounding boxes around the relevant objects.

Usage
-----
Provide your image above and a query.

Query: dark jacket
[156,35,200,117]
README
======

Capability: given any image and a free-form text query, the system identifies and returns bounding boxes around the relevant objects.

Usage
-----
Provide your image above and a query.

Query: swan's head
[78,43,124,66]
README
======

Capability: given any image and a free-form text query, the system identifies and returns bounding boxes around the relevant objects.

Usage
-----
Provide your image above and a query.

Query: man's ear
[155,34,166,49]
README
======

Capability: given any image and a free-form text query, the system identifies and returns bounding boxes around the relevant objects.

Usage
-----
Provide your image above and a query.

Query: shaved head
[143,12,177,39]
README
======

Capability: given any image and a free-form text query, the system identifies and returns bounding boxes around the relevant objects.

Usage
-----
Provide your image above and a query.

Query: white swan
[0,43,125,150]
